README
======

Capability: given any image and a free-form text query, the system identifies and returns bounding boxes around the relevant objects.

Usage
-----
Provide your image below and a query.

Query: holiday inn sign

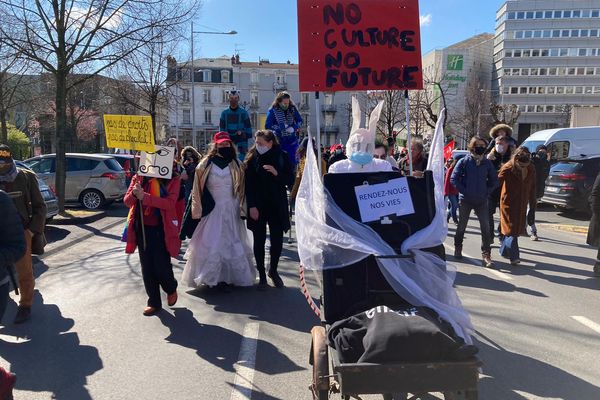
[447,55,464,71]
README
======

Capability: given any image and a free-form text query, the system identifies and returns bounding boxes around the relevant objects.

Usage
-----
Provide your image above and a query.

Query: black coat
[245,147,293,232]
[0,190,26,289]
[532,153,550,199]
[587,173,600,247]
[327,152,347,170]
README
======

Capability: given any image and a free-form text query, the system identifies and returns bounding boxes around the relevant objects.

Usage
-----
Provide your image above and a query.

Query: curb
[539,223,588,235]
[49,211,107,226]
[41,218,125,260]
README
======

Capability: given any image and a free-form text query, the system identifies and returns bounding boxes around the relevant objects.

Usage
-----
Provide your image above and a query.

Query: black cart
[307,172,481,400]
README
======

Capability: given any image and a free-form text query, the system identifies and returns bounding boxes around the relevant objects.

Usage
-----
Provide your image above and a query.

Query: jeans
[447,195,459,223]
[0,282,8,325]
[500,236,520,261]
[252,210,284,274]
[527,205,537,235]
[454,199,492,253]
[138,225,177,309]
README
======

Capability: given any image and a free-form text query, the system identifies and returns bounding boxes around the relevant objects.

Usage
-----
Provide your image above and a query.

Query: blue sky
[187,0,505,62]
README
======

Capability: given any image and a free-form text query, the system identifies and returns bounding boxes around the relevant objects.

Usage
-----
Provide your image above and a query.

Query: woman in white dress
[182,132,255,291]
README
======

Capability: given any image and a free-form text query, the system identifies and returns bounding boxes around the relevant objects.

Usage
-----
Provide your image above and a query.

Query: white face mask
[495,144,506,154]
[256,145,269,155]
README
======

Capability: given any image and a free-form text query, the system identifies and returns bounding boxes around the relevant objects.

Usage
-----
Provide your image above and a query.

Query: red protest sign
[297,0,423,92]
[444,140,456,161]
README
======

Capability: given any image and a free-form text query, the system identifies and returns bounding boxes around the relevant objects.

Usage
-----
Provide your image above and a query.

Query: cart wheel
[310,326,330,400]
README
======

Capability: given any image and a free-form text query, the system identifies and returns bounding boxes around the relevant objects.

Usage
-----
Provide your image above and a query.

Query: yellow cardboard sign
[104,114,155,152]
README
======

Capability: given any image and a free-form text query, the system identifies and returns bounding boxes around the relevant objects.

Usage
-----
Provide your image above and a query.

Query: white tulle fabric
[183,165,256,287]
[295,110,474,343]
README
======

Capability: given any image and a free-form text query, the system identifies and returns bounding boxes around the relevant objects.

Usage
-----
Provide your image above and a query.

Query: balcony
[273,81,288,92]
[320,125,339,134]
[249,101,260,110]
[321,104,337,113]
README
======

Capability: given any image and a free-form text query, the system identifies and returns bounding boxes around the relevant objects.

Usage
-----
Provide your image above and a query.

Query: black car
[541,156,600,212]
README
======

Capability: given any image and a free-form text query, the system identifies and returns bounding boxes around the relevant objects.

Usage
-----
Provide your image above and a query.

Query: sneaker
[531,234,539,241]
[454,245,463,260]
[268,270,285,288]
[510,259,521,266]
[167,290,178,307]
[594,261,600,277]
[14,306,31,324]
[482,253,494,268]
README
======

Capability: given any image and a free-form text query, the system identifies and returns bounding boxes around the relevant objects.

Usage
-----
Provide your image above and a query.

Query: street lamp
[190,23,237,149]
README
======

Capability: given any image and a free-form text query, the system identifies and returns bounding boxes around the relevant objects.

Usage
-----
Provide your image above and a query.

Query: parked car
[541,155,600,212]
[97,154,136,187]
[23,154,127,210]
[15,160,59,221]
[521,126,600,164]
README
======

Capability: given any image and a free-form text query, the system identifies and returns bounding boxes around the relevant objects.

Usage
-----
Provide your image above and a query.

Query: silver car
[24,154,127,210]
[15,160,59,221]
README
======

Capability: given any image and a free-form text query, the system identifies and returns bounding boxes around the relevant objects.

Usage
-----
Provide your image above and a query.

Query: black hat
[0,144,13,166]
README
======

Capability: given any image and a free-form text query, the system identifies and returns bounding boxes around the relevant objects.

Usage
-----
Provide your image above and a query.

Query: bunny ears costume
[328,97,392,174]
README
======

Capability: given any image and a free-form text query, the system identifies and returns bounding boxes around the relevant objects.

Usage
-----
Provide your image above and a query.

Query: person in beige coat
[182,132,255,291]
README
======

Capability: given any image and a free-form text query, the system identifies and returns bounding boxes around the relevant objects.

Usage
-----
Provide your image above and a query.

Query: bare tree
[360,90,406,143]
[490,102,521,127]
[0,0,198,212]
[556,104,573,127]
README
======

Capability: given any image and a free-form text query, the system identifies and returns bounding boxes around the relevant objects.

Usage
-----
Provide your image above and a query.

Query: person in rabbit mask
[328,98,392,174]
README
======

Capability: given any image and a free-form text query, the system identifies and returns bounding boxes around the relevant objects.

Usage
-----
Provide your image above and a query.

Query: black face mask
[218,147,235,161]
[474,146,486,156]
[517,155,530,163]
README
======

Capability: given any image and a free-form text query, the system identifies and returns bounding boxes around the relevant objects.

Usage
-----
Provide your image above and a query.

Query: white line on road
[230,322,260,400]
[571,316,600,335]
[444,244,514,281]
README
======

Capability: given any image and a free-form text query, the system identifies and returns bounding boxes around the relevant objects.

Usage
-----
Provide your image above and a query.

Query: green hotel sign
[447,54,464,71]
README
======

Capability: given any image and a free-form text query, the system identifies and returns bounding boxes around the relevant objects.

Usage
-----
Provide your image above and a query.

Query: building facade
[494,0,600,141]
[168,55,355,150]
[421,33,494,147]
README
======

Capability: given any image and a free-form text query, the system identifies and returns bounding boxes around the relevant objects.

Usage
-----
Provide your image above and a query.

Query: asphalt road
[1,211,599,400]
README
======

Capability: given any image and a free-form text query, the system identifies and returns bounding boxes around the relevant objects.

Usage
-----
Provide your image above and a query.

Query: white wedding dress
[183,165,256,287]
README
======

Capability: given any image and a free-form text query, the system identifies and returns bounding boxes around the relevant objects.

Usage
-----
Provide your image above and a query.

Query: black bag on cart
[322,171,445,324]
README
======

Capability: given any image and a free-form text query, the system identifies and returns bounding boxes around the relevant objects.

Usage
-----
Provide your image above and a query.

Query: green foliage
[7,124,31,159]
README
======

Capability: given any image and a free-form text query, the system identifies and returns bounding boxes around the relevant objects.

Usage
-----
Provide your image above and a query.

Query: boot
[482,251,494,268]
[454,245,463,260]
[268,269,284,288]
[257,268,268,291]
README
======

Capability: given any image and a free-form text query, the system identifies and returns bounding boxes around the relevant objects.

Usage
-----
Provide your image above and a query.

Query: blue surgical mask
[350,151,373,166]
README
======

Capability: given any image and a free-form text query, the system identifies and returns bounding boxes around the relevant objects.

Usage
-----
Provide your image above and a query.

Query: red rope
[299,264,321,319]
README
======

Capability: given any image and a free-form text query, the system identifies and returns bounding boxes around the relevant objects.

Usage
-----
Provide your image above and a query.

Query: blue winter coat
[265,105,303,166]
[451,154,499,205]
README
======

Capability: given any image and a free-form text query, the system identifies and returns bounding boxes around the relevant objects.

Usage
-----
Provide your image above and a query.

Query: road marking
[230,322,260,400]
[571,316,600,335]
[444,243,513,281]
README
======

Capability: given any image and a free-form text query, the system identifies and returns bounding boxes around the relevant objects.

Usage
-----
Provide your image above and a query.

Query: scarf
[0,162,18,183]
[144,178,165,216]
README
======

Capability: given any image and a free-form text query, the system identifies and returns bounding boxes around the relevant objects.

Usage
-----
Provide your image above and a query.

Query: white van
[521,126,600,162]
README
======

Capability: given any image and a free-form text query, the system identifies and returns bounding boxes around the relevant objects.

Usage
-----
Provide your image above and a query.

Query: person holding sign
[182,132,255,291]
[265,91,303,168]
[123,172,181,316]
[329,98,391,174]
[451,137,499,268]
[245,130,294,289]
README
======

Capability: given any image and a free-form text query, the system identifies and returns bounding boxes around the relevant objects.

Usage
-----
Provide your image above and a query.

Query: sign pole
[315,91,322,176]
[404,90,413,176]
[133,155,147,250]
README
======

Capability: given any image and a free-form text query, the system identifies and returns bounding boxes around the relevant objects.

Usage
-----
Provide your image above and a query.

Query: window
[566,86,574,94]
[552,30,560,38]
[549,67,557,75]
[571,30,580,37]
[302,113,309,127]
[585,86,593,94]
[573,10,581,18]
[204,109,212,124]
[581,29,589,37]
[549,141,570,161]
[511,87,519,94]
[577,67,585,75]
[182,88,190,103]
[508,12,516,19]
[534,30,542,38]
[528,87,537,94]
[512,68,520,76]
[550,48,559,57]
[596,67,600,75]
[183,109,191,124]
[30,158,55,174]
[539,68,547,76]
[547,87,556,94]
[553,11,562,18]
[592,30,599,37]
[532,50,540,57]
[522,50,531,57]
[541,49,549,57]
[519,87,527,94]
[558,67,566,75]
[67,158,99,172]
[325,113,335,126]
[546,105,555,112]
[536,105,544,113]
[522,69,529,76]
[517,12,525,19]
[562,30,570,37]
[251,90,259,107]
[301,93,310,105]
[560,48,568,56]
[202,70,212,82]
[575,86,584,94]
[526,11,534,19]
[276,72,286,83]
[516,31,524,39]
[531,68,539,75]
[221,70,230,83]
[222,90,228,104]
[535,11,543,18]
[593,10,600,18]
[543,30,551,38]
[525,31,533,38]
[250,71,259,84]
[568,67,576,75]
[563,10,572,18]
[545,11,553,18]
[324,93,334,105]
[557,87,565,94]
[538,87,546,94]
[579,48,587,56]
[251,113,258,129]
[582,10,591,18]
[203,89,211,103]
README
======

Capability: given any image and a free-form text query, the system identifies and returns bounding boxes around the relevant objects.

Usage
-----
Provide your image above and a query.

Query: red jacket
[124,175,182,258]
[444,166,459,196]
